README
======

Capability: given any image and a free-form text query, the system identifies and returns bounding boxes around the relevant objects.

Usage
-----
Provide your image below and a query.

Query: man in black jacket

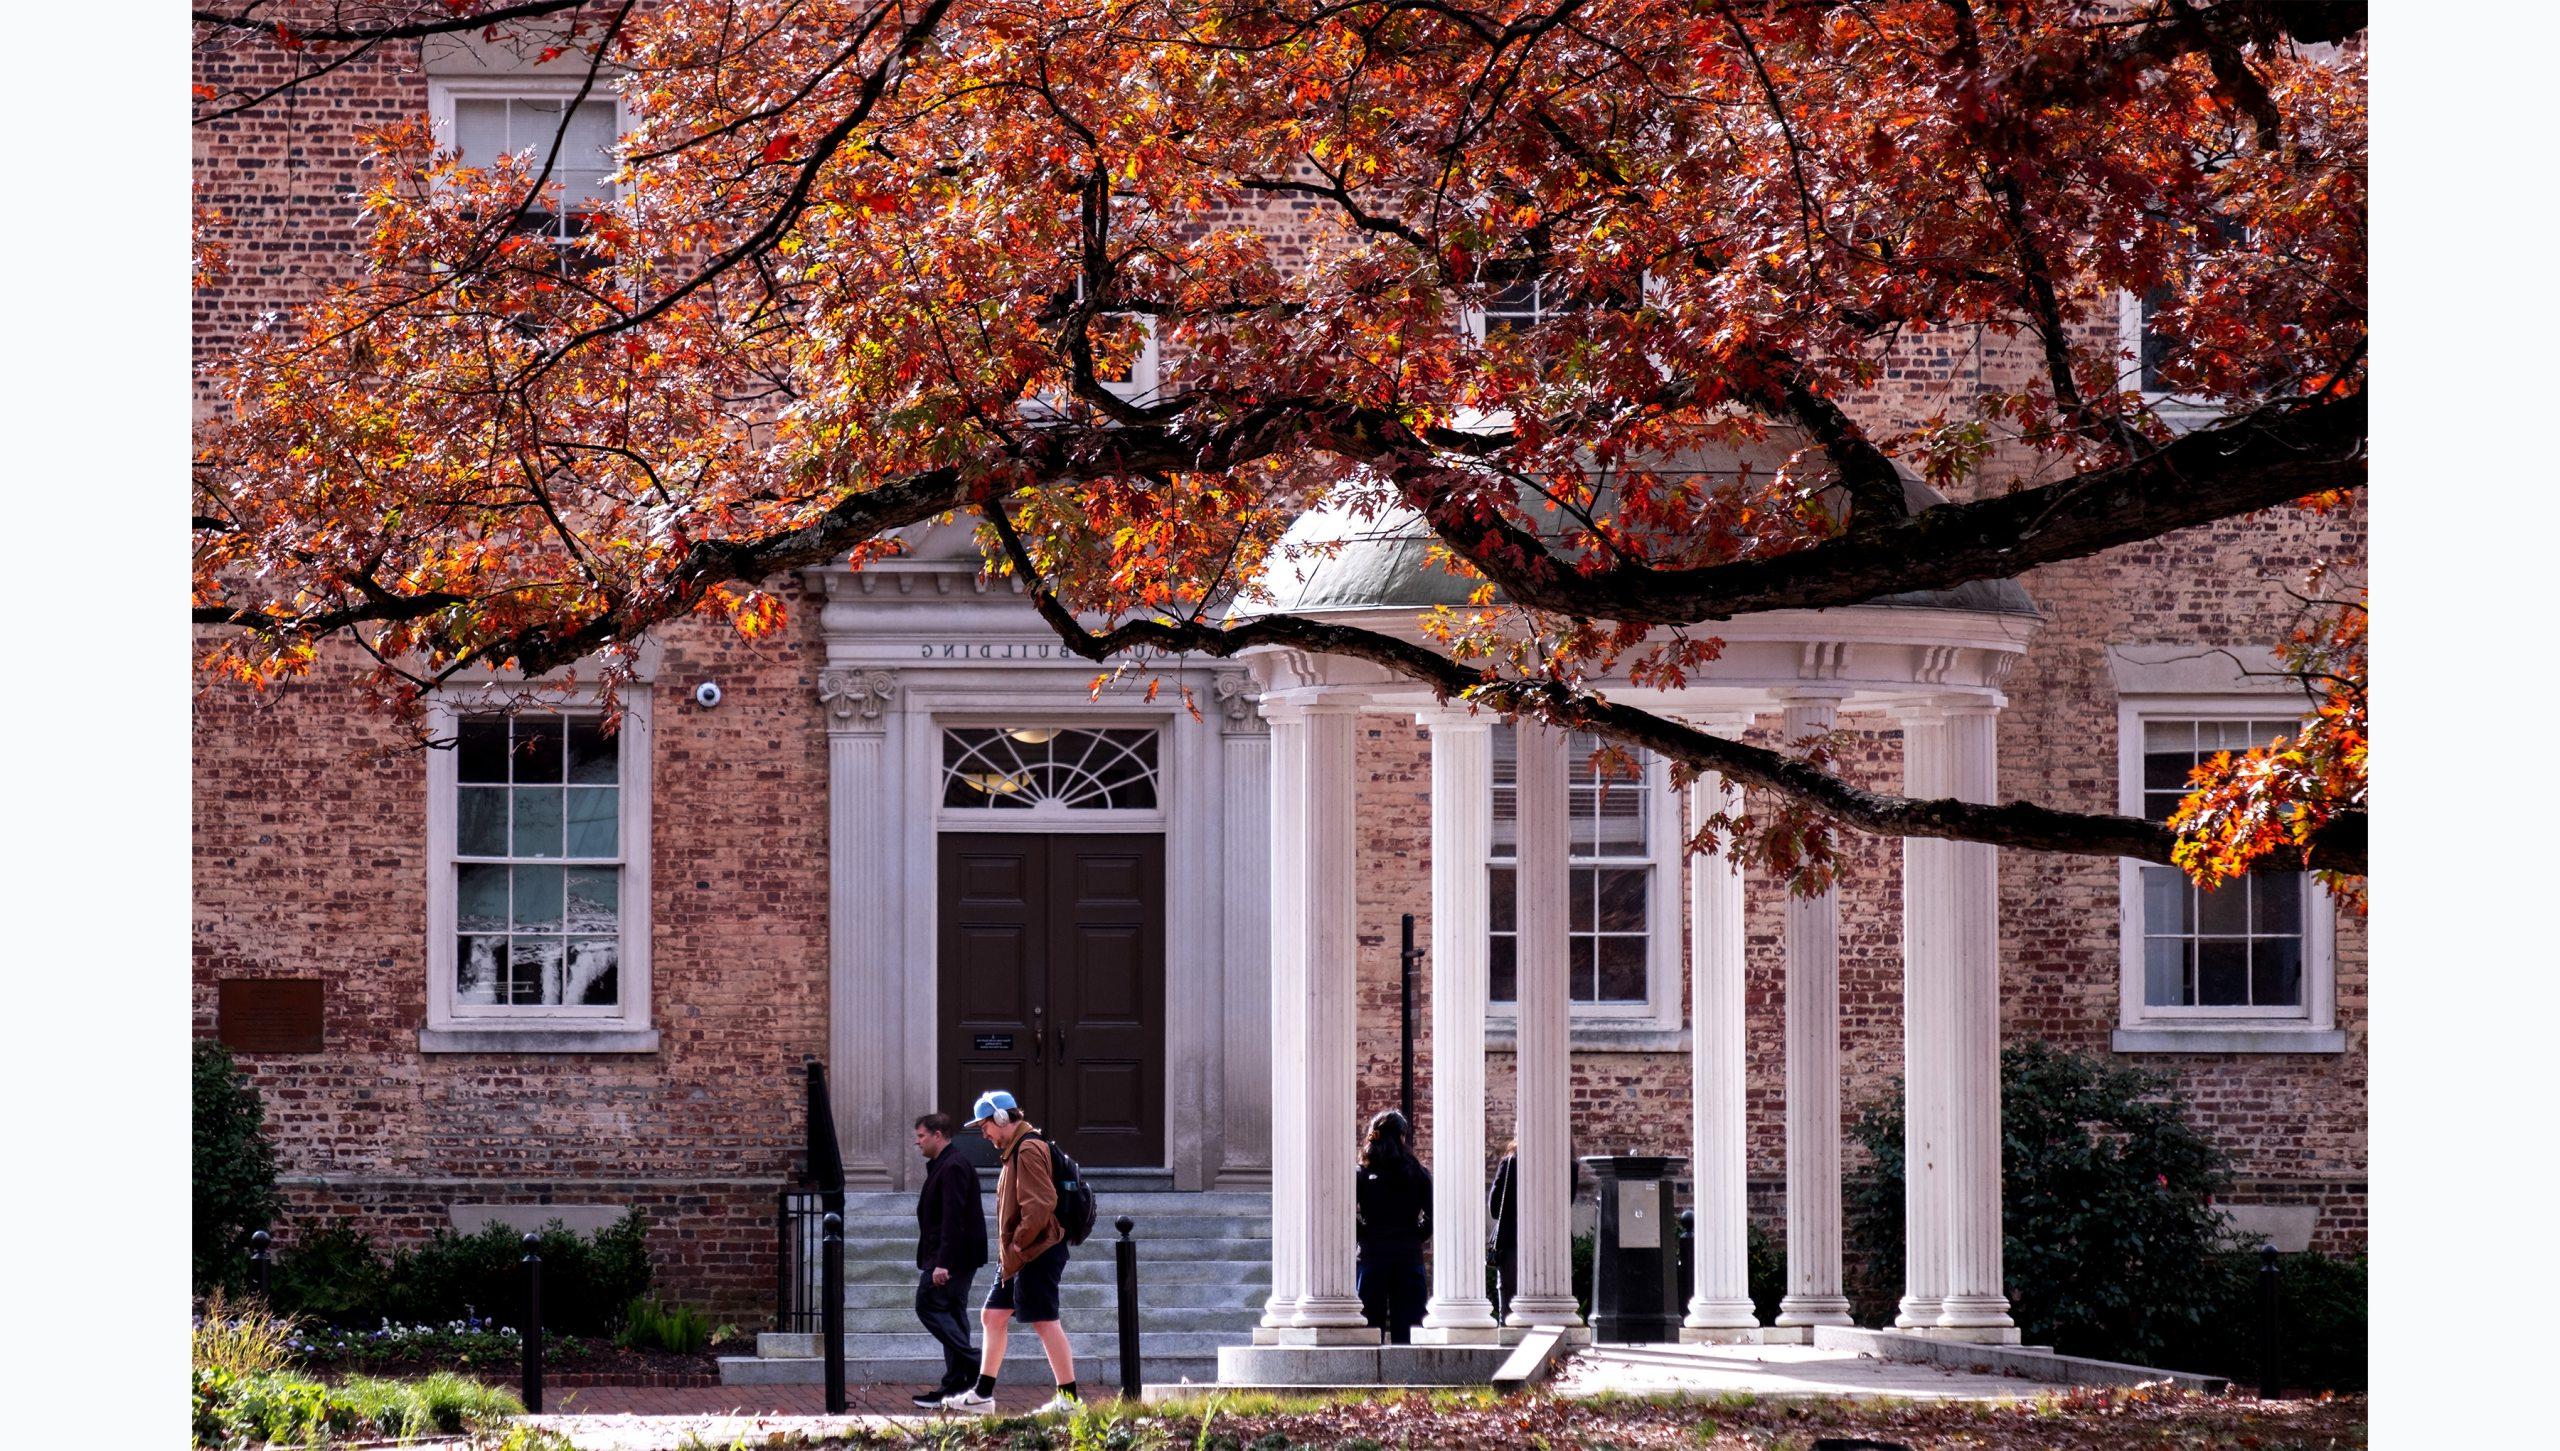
[911,1111,989,1407]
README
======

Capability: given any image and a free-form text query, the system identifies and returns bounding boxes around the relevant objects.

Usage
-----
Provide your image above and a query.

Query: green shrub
[1845,1041,2237,1366]
[2155,1249,2369,1392]
[618,1296,714,1353]
[270,1223,390,1325]
[192,1042,282,1295]
[383,1212,654,1336]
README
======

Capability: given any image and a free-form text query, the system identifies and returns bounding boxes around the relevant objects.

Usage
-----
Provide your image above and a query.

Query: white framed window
[423,689,654,1052]
[2112,696,2340,1054]
[428,76,627,261]
[1486,726,1682,1032]
[2116,288,2221,431]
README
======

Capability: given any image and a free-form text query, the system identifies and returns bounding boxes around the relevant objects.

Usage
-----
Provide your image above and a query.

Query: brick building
[192,24,2365,1347]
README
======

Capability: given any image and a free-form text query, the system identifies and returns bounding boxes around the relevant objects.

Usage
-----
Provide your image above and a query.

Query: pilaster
[819,668,901,1190]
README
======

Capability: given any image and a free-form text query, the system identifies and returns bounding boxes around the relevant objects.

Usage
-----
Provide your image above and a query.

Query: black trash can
[1582,1155,1684,1344]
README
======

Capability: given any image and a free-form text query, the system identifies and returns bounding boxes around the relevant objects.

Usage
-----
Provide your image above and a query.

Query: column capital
[1259,692,1363,726]
[1888,691,2002,724]
[818,668,899,733]
[1415,702,1496,733]
[1769,685,1854,707]
[1211,671,1267,735]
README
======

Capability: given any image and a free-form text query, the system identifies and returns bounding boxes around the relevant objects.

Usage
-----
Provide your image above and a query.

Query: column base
[1682,1297,1758,1332]
[1894,1299,1943,1329]
[1411,1324,1503,1345]
[1774,1296,1855,1328]
[1676,1326,1763,1345]
[1504,1295,1585,1329]
[1754,1326,1812,1345]
[1276,1325,1383,1347]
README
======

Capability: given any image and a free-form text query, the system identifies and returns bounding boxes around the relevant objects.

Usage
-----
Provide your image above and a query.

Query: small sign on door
[972,1033,1016,1052]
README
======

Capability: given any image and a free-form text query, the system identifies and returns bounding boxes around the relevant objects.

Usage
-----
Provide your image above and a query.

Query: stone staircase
[720,1188,1271,1390]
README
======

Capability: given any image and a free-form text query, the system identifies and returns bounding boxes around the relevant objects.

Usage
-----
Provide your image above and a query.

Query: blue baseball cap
[963,1089,1019,1128]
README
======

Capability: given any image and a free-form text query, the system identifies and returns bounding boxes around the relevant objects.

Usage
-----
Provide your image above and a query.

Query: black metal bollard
[2256,1243,2283,1400]
[520,1233,543,1414]
[821,1212,847,1414]
[1114,1216,1142,1400]
[249,1230,272,1300]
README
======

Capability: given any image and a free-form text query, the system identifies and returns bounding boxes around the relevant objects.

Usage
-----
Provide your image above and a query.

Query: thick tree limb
[981,502,2363,877]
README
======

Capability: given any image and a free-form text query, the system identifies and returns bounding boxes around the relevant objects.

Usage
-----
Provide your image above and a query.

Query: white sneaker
[1032,1391,1082,1417]
[939,1388,997,1415]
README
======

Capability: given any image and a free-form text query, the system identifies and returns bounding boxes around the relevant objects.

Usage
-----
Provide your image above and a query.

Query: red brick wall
[194,595,837,1319]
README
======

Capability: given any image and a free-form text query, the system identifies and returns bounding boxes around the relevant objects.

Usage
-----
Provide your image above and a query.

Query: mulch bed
[763,1386,2366,1450]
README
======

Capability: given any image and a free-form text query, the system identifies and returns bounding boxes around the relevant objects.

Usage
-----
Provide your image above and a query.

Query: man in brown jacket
[939,1090,1081,1416]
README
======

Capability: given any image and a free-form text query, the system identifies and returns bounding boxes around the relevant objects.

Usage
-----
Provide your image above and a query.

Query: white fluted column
[1682,722,1759,1341]
[1284,700,1376,1342]
[1505,720,1583,1329]
[1418,709,1502,1342]
[1775,694,1854,1332]
[1894,708,1950,1330]
[1256,705,1308,1341]
[1932,701,2016,1339]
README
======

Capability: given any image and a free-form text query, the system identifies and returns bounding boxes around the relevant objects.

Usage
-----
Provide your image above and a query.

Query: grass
[192,1289,299,1376]
[192,1362,522,1446]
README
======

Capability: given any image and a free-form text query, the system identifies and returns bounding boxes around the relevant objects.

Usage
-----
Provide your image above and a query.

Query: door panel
[1045,835,1165,1166]
[938,836,1046,1174]
[937,832,1164,1170]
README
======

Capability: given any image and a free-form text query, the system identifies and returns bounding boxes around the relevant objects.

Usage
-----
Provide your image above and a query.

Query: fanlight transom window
[941,728,1161,810]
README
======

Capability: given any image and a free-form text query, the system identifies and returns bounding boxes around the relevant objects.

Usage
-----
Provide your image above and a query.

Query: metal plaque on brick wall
[218,979,324,1053]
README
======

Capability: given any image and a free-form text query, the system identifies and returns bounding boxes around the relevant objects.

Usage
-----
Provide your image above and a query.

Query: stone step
[844,1281,1271,1313]
[844,1243,1274,1279]
[834,1304,1258,1334]
[719,1353,1218,1389]
[830,1214,1273,1240]
[756,1329,1249,1361]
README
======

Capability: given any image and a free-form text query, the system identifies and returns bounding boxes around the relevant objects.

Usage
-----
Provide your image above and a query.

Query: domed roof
[1240,433,2038,621]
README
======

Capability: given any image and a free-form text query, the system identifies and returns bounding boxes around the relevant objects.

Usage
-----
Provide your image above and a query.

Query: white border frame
[2111,694,2341,1054]
[421,686,657,1053]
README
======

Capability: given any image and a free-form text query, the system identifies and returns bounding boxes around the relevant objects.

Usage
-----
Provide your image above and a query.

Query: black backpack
[1032,1134,1099,1246]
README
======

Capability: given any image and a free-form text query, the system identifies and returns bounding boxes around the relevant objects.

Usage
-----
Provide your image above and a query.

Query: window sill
[1487,1024,1689,1055]
[418,1027,661,1055]
[2110,1025,2344,1055]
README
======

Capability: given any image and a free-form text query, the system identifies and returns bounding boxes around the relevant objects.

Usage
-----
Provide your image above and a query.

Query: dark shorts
[984,1241,1070,1323]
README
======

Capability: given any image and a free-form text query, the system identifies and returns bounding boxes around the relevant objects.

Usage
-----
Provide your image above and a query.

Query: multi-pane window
[447,93,618,257]
[1489,727,1651,1004]
[2135,718,2305,1011]
[452,715,624,1008]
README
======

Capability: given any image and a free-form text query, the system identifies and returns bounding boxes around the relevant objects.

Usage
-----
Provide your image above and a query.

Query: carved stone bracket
[1213,671,1266,735]
[818,668,899,730]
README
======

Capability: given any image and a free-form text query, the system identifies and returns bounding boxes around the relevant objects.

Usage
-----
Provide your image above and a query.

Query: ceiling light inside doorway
[1006,728,1060,744]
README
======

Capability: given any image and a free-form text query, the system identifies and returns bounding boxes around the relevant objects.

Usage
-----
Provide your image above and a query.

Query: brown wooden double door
[936,832,1165,1170]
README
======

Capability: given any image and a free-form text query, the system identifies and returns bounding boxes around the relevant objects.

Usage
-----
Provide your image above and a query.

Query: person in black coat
[1488,1137,1576,1323]
[1354,1109,1431,1344]
[911,1111,989,1406]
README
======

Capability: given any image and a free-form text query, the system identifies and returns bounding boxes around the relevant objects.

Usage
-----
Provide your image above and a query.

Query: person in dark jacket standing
[910,1111,988,1408]
[1354,1109,1431,1344]
[1488,1136,1577,1324]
